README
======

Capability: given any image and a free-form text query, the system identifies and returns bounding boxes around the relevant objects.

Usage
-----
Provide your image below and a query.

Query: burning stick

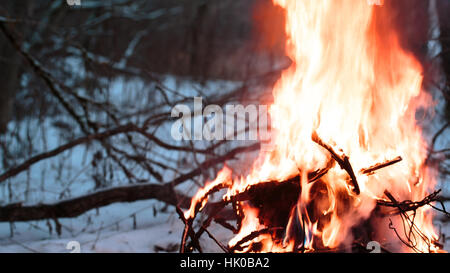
[184,167,232,220]
[311,132,360,194]
[360,156,403,175]
[176,206,203,253]
[229,227,284,252]
[305,158,335,184]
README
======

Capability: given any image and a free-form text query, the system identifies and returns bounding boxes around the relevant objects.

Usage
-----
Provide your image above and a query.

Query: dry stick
[428,202,450,218]
[383,190,399,205]
[360,156,403,175]
[177,170,232,253]
[200,226,230,253]
[311,132,360,194]
[175,206,202,253]
[176,205,190,253]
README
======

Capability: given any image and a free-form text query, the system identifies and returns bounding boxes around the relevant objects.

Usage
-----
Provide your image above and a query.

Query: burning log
[235,178,301,229]
[311,131,360,194]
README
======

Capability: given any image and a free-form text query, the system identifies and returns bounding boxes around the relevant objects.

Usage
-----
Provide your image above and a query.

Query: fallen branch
[0,143,259,222]
[0,183,189,222]
[175,206,202,253]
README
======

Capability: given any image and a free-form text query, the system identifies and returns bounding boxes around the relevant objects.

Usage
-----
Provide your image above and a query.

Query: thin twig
[201,226,230,253]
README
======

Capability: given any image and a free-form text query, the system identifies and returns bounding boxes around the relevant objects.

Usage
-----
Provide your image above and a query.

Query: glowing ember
[185,0,442,252]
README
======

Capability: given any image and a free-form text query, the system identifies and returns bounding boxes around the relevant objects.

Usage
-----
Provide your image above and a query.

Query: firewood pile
[177,133,450,253]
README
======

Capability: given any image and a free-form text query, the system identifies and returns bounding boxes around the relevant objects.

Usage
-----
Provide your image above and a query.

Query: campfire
[179,0,448,253]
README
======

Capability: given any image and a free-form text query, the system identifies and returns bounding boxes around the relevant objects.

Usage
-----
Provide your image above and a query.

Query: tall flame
[186,0,441,252]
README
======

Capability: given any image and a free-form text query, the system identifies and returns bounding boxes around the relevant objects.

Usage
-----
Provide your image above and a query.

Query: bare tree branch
[0,143,259,222]
[0,183,188,222]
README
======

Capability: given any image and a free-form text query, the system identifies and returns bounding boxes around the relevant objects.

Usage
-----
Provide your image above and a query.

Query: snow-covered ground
[0,199,235,253]
[0,200,180,253]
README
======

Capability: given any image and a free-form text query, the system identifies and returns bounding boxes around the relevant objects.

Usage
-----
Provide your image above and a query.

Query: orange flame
[184,166,232,220]
[186,0,441,252]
